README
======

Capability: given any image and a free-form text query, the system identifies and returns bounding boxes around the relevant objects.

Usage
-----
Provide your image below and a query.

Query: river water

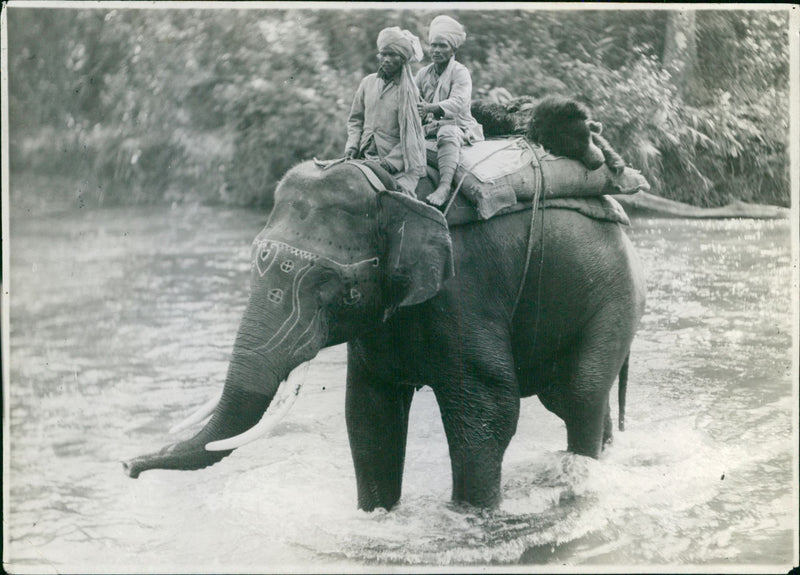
[5,205,796,572]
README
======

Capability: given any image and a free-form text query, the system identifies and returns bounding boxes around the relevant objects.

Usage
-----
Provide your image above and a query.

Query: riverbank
[613,191,791,219]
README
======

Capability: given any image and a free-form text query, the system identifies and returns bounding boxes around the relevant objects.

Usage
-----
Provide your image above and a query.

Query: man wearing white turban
[416,15,484,206]
[345,27,427,196]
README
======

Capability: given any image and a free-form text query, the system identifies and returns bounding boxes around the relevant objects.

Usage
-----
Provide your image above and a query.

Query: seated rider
[344,27,427,196]
[415,15,484,206]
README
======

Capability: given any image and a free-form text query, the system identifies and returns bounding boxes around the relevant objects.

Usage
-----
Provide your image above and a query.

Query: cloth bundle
[432,137,650,220]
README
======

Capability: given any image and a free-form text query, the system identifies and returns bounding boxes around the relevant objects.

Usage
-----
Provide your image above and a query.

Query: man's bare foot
[426,185,451,206]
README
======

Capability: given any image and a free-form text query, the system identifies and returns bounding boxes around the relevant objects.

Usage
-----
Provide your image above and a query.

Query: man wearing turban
[415,15,484,206]
[345,27,427,196]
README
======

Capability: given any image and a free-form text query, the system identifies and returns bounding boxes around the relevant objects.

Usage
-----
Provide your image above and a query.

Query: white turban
[377,27,423,63]
[428,15,466,50]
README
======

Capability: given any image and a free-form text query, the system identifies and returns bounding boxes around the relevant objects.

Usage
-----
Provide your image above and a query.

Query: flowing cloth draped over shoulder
[377,27,427,187]
[432,58,456,105]
[397,63,427,180]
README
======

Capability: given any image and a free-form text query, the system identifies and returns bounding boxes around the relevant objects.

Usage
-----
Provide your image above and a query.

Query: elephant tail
[618,353,629,431]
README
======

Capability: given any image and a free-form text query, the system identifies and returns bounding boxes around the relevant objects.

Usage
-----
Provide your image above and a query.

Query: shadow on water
[6,206,796,570]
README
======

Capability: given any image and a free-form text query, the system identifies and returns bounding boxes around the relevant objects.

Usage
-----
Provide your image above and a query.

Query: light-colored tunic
[345,73,420,193]
[415,59,484,144]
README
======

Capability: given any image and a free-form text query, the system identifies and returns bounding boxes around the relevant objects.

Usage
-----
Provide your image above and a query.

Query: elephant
[123,160,646,511]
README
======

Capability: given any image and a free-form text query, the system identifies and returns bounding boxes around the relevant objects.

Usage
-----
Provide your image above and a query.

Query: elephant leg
[540,331,629,458]
[539,379,609,458]
[565,394,611,457]
[433,372,520,508]
[345,357,414,512]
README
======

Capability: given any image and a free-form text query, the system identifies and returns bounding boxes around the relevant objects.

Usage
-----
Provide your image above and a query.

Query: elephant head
[123,161,453,478]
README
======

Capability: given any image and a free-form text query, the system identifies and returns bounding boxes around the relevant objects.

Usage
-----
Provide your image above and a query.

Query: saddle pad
[444,194,630,228]
[545,196,630,226]
[426,137,534,182]
[462,137,535,181]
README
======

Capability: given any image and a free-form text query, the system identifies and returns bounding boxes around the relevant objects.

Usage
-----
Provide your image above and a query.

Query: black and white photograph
[2,2,798,572]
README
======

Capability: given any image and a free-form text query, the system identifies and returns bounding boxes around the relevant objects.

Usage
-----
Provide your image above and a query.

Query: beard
[377,63,401,81]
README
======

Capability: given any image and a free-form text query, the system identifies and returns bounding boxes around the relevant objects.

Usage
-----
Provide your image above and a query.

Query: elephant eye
[267,288,284,304]
[280,260,295,273]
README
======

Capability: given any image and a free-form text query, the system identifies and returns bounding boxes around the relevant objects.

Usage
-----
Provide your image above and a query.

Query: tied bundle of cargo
[445,95,649,220]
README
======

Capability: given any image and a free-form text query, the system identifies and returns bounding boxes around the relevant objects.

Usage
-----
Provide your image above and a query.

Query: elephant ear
[377,190,454,317]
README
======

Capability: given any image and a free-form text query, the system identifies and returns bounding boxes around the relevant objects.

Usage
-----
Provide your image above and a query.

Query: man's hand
[344,149,356,160]
[417,102,442,117]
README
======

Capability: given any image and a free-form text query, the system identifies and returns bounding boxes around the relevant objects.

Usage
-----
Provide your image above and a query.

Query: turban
[428,15,466,50]
[377,27,423,63]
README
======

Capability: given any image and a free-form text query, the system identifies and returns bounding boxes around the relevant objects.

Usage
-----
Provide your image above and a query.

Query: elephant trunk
[122,384,270,478]
[123,344,289,479]
[124,232,335,479]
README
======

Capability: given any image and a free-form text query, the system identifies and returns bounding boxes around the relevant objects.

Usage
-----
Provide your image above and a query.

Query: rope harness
[438,141,545,319]
[513,168,544,320]
[441,139,518,218]
[437,141,546,320]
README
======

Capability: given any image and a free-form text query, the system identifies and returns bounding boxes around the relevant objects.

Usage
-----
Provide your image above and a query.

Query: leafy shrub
[221,14,358,208]
[92,131,182,204]
[471,43,789,208]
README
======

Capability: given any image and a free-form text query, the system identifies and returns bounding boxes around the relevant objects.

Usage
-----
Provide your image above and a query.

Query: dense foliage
[7,7,791,211]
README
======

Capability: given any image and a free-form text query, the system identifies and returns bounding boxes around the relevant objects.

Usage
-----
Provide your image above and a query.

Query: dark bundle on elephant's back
[470,96,537,138]
[528,97,593,143]
[474,95,598,146]
[471,95,627,175]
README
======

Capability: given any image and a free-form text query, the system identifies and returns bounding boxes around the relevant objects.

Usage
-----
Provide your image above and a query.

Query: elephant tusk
[204,362,309,452]
[169,392,222,435]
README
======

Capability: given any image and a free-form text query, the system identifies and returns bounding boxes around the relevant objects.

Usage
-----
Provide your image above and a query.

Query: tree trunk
[663,10,698,103]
